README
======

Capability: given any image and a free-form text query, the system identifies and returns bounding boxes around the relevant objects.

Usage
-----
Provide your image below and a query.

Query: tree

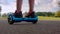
[55,10,60,17]
[36,12,54,16]
[2,13,7,17]
[47,12,54,17]
[55,1,60,17]
[0,6,1,12]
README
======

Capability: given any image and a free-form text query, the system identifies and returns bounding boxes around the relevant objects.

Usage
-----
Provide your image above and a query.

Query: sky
[0,0,60,14]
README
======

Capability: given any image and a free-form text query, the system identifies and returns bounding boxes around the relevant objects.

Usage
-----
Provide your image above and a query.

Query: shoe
[25,11,35,18]
[14,11,23,18]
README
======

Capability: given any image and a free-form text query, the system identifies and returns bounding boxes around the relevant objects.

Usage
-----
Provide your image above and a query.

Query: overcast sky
[0,0,60,14]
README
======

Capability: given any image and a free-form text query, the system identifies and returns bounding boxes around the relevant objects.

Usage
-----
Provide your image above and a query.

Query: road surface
[0,20,60,34]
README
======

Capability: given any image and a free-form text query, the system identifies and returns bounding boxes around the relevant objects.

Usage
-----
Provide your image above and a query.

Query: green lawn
[38,16,60,20]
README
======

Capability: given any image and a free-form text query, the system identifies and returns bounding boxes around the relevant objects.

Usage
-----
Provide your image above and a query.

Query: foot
[14,11,23,18]
[25,11,35,18]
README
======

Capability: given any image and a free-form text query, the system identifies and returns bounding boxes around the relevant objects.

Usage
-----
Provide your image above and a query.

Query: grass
[38,16,60,20]
[0,16,60,20]
[0,17,7,20]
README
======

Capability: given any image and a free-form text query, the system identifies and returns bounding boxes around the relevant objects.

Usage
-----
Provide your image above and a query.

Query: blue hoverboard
[8,13,38,25]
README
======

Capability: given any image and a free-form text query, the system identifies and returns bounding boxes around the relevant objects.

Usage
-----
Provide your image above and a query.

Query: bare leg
[29,0,34,12]
[14,0,23,18]
[26,0,34,16]
[16,0,23,13]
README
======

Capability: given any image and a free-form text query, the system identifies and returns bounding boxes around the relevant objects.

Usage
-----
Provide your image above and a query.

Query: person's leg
[26,0,34,17]
[14,0,23,18]
[16,0,22,12]
[29,0,34,12]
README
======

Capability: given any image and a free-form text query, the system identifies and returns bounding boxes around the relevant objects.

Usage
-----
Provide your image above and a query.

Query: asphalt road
[0,20,60,34]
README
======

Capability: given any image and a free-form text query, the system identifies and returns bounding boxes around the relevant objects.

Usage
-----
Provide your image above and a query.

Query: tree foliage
[55,10,60,17]
[36,12,54,17]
